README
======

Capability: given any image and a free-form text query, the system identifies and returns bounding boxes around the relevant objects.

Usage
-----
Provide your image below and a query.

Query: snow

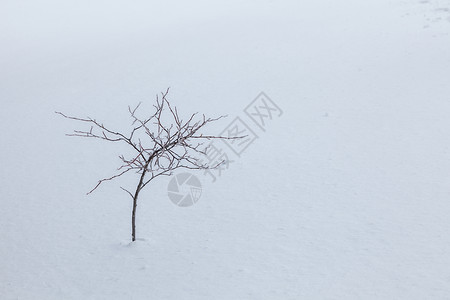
[1,0,450,299]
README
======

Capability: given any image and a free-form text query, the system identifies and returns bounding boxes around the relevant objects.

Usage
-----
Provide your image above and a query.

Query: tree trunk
[132,194,138,241]
[131,178,144,242]
[131,157,152,241]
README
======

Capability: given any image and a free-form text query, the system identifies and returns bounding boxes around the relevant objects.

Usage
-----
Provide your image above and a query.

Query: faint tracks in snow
[404,0,450,29]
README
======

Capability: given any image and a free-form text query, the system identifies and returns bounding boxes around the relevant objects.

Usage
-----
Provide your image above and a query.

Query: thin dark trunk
[131,157,152,242]
[131,192,138,241]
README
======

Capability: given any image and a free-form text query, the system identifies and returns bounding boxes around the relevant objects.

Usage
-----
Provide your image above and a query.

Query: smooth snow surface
[1,0,450,299]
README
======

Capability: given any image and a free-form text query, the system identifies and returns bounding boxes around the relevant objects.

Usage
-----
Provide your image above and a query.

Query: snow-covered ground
[1,0,450,299]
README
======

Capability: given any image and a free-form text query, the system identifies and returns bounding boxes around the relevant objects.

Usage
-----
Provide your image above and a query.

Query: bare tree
[57,89,239,241]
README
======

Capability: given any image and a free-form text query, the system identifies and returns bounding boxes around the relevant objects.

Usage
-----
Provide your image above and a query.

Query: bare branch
[120,187,134,198]
[87,168,133,195]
